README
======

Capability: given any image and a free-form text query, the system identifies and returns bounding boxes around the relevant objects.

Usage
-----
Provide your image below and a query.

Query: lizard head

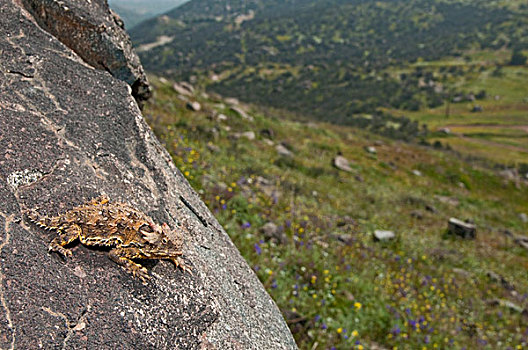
[137,222,183,258]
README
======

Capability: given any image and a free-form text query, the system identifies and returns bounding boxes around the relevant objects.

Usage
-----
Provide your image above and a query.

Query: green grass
[387,63,528,167]
[144,77,528,350]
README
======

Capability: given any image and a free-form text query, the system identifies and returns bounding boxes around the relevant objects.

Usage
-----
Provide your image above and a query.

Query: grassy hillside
[130,0,528,122]
[144,77,528,349]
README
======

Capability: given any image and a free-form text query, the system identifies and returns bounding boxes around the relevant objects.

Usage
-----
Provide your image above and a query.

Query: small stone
[410,210,423,219]
[333,155,354,172]
[230,106,253,121]
[276,144,293,157]
[453,268,471,277]
[519,213,528,223]
[232,131,255,140]
[217,113,228,121]
[173,82,194,96]
[260,128,274,139]
[186,101,201,111]
[447,218,476,239]
[471,105,483,112]
[373,230,395,241]
[365,146,377,154]
[425,204,437,213]
[412,169,422,176]
[207,143,220,153]
[261,222,287,244]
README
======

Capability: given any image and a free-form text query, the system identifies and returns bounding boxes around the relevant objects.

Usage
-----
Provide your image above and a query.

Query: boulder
[173,82,194,97]
[21,0,151,108]
[260,222,287,245]
[373,230,396,241]
[276,144,293,157]
[230,106,253,121]
[260,128,275,139]
[186,101,202,111]
[519,213,527,223]
[333,156,354,172]
[471,105,483,113]
[365,146,377,154]
[0,3,296,349]
[233,131,256,141]
[447,218,476,239]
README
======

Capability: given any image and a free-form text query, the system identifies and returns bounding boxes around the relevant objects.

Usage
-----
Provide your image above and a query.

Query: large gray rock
[0,2,296,349]
[21,0,152,108]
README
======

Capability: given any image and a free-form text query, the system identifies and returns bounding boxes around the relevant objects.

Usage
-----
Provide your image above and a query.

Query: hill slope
[131,0,528,124]
[144,77,528,349]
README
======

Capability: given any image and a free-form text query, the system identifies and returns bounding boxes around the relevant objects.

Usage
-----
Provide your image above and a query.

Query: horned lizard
[26,196,190,283]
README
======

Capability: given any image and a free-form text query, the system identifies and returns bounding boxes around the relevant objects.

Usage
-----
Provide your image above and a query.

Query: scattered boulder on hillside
[333,155,354,172]
[485,299,525,315]
[453,268,472,278]
[410,210,424,220]
[233,131,256,141]
[365,146,377,154]
[276,143,294,157]
[336,215,356,227]
[499,168,518,182]
[173,82,194,96]
[486,271,515,291]
[254,176,282,200]
[519,213,528,223]
[261,222,288,244]
[373,230,396,241]
[438,128,451,135]
[230,106,253,121]
[260,128,275,139]
[21,0,151,108]
[447,218,476,239]
[186,101,202,111]
[471,105,483,113]
[412,169,423,176]
[435,195,460,207]
[503,230,528,250]
[217,113,228,121]
[206,143,220,153]
[225,97,240,106]
[425,204,437,213]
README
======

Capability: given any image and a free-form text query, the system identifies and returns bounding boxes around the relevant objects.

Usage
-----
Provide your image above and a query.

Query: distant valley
[129,0,528,169]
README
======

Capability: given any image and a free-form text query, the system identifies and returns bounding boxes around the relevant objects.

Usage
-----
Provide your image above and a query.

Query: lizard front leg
[108,247,150,283]
[48,224,82,258]
[170,256,192,274]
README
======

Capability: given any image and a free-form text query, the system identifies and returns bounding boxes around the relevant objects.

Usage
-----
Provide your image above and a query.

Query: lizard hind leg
[48,224,82,258]
[109,247,150,284]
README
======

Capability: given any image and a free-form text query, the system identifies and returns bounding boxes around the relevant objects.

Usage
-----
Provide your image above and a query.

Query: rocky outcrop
[0,2,296,349]
[21,0,152,108]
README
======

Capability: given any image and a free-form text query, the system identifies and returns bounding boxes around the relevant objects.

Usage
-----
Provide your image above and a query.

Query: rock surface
[0,2,296,349]
[21,0,152,108]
